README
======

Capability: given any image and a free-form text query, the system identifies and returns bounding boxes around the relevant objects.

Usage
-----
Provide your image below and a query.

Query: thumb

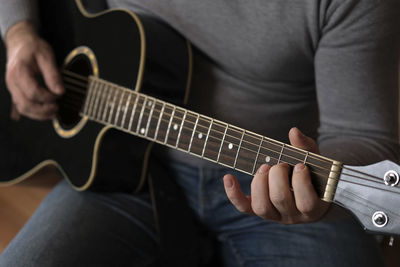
[289,127,319,154]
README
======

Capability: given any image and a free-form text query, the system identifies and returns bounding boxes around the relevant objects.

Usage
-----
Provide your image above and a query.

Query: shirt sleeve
[0,0,39,39]
[315,0,400,166]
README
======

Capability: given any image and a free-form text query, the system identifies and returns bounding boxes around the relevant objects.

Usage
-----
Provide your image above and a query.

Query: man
[0,0,399,266]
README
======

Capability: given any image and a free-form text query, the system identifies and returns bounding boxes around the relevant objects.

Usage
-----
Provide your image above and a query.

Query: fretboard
[81,76,341,200]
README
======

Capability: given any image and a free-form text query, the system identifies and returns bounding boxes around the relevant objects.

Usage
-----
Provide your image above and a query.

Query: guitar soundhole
[58,54,92,129]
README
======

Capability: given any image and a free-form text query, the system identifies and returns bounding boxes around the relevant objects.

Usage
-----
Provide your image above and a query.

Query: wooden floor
[0,167,60,253]
[0,168,398,266]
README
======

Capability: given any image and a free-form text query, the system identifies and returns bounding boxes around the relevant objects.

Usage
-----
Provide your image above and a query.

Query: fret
[91,81,103,119]
[165,107,185,147]
[216,123,229,163]
[303,151,309,164]
[201,119,214,158]
[121,91,132,129]
[188,113,200,152]
[177,111,197,151]
[107,86,117,123]
[189,115,211,157]
[102,83,113,122]
[277,144,285,164]
[306,154,333,174]
[110,87,123,124]
[86,79,99,117]
[233,130,245,169]
[82,79,95,115]
[235,131,262,174]
[96,82,107,121]
[218,125,242,167]
[155,104,174,143]
[128,93,140,131]
[280,145,310,166]
[154,102,166,141]
[298,152,333,196]
[176,110,187,148]
[202,120,225,161]
[252,135,264,174]
[115,89,126,126]
[145,98,156,137]
[146,100,163,140]
[164,106,176,144]
[257,138,283,166]
[136,95,149,135]
[82,81,91,115]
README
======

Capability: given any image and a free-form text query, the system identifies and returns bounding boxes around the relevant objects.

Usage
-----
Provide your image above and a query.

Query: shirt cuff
[0,0,39,39]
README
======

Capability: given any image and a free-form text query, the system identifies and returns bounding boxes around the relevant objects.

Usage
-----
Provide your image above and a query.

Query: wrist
[5,21,38,49]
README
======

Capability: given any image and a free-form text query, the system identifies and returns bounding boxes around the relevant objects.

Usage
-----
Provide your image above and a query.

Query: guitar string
[61,71,400,216]
[59,84,400,198]
[61,74,337,167]
[59,83,335,175]
[60,95,332,176]
[60,92,400,204]
[61,87,396,194]
[335,184,400,219]
[61,74,348,181]
[61,71,334,166]
[59,79,390,186]
[60,73,393,184]
[59,91,400,210]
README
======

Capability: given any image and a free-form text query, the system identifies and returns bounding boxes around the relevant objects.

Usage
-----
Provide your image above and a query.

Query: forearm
[0,0,39,39]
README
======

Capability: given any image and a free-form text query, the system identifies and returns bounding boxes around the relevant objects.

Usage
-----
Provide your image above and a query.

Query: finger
[250,164,280,220]
[292,164,329,220]
[289,127,319,153]
[36,44,64,95]
[223,174,254,215]
[269,163,300,221]
[16,63,57,103]
[11,85,57,120]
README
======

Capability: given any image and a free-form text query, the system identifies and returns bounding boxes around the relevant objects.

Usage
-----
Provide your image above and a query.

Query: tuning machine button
[372,211,388,228]
[383,170,399,186]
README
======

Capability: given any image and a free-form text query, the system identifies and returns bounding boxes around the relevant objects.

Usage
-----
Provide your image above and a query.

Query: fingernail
[294,163,305,172]
[224,177,233,188]
[257,164,270,174]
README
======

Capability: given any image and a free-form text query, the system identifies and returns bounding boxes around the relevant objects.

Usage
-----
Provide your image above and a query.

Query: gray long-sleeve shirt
[1,0,399,166]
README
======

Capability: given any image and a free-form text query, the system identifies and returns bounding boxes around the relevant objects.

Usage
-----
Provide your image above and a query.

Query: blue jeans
[0,152,384,266]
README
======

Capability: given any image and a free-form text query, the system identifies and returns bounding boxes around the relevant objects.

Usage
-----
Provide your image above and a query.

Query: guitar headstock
[334,160,400,236]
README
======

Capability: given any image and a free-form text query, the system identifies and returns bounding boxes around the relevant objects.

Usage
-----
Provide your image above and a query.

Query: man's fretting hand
[223,127,330,224]
[5,21,64,121]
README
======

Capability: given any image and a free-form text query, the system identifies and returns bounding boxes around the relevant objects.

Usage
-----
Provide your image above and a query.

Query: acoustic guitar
[0,0,399,237]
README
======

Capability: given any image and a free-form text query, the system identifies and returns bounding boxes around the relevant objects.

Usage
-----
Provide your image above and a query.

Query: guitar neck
[81,75,342,201]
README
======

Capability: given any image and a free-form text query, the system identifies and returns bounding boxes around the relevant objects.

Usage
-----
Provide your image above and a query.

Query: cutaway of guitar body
[0,0,192,193]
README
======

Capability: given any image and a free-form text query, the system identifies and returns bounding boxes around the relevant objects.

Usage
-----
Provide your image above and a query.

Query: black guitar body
[0,0,192,193]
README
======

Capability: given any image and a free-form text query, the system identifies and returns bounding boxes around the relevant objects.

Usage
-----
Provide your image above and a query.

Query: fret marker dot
[265,156,271,163]
[173,124,179,131]
[198,133,203,139]
[140,128,145,135]
[228,143,233,150]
